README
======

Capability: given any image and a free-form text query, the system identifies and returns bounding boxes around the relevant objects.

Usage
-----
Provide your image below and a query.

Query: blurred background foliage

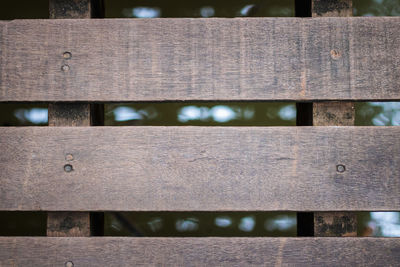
[0,0,399,237]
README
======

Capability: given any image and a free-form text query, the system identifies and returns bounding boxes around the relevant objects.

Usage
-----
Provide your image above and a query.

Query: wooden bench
[0,0,399,265]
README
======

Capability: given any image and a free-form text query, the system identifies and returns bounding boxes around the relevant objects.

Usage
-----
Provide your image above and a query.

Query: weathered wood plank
[313,101,354,126]
[314,211,357,237]
[0,237,399,266]
[47,212,90,237]
[48,103,91,126]
[0,126,399,211]
[312,0,352,17]
[311,0,357,238]
[0,17,399,101]
[47,0,104,238]
[49,0,104,19]
[49,0,91,19]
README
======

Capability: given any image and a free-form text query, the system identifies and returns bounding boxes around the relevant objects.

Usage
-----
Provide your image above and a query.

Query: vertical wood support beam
[295,0,356,237]
[312,0,357,237]
[49,0,104,19]
[47,0,104,237]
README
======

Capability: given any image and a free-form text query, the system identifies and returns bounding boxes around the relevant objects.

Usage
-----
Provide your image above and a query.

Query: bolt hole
[336,164,345,173]
[64,164,73,173]
[63,51,72,59]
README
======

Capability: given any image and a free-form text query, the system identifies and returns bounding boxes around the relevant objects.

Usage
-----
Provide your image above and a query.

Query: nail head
[64,164,73,172]
[336,164,345,173]
[63,52,72,59]
[65,261,74,267]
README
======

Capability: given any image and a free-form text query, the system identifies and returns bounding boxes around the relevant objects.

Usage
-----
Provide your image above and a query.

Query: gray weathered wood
[47,0,104,238]
[312,0,352,17]
[0,17,399,101]
[313,101,354,126]
[0,126,399,211]
[314,212,357,237]
[312,0,357,238]
[47,212,90,237]
[48,103,91,126]
[0,237,399,266]
[49,0,91,19]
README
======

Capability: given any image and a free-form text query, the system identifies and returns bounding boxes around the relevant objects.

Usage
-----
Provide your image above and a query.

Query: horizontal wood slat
[0,17,399,101]
[0,237,399,266]
[1,126,399,211]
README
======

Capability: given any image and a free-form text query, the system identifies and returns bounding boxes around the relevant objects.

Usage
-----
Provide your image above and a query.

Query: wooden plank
[49,0,92,19]
[312,0,352,17]
[0,17,399,101]
[47,0,104,238]
[0,237,399,266]
[1,126,399,211]
[311,0,357,238]
[47,212,90,237]
[314,212,357,237]
[49,0,105,19]
[48,103,91,126]
[313,101,354,126]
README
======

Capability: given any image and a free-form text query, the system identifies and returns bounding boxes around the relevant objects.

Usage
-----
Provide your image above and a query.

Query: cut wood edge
[0,237,399,266]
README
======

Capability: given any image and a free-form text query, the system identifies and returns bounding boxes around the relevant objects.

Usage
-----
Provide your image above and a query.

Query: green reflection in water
[105,102,296,126]
[356,102,400,126]
[104,212,297,237]
[104,0,294,18]
[353,0,400,16]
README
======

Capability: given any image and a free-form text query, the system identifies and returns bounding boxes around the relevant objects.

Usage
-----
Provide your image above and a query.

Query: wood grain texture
[313,101,354,126]
[0,237,399,266]
[314,212,357,237]
[49,0,91,19]
[49,0,104,19]
[312,0,352,17]
[48,103,91,126]
[1,126,399,211]
[0,17,399,101]
[47,0,104,238]
[312,0,356,238]
[47,212,90,237]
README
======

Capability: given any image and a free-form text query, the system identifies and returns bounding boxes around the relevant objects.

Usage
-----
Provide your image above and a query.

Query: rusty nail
[64,164,73,172]
[336,164,345,173]
[61,64,70,72]
[63,52,72,59]
[65,261,74,267]
[65,154,74,161]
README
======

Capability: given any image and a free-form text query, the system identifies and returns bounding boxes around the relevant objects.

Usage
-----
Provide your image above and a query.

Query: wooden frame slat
[0,237,399,266]
[1,126,399,211]
[0,17,399,101]
[311,0,357,238]
[46,0,105,239]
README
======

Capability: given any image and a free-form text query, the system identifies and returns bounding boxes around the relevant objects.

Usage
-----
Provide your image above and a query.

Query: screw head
[65,261,74,267]
[61,64,70,72]
[64,164,73,172]
[336,164,346,173]
[63,52,72,59]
